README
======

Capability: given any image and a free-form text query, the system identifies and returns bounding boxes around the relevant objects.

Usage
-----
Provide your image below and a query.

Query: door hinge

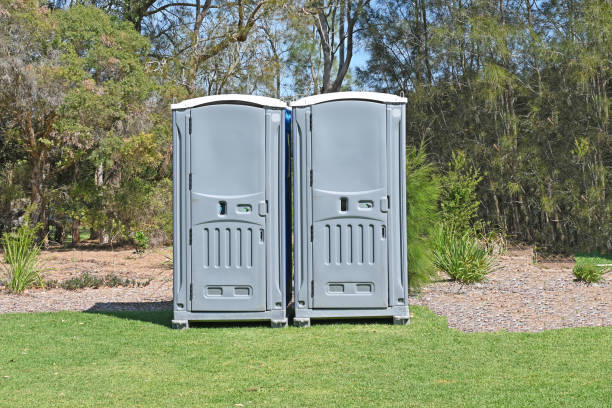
[189,228,192,245]
[311,280,314,297]
[189,283,193,300]
[188,116,192,134]
[309,169,313,186]
[309,113,312,131]
[310,225,313,242]
[188,173,192,190]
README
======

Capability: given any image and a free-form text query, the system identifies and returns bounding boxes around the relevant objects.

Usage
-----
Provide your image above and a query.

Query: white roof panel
[290,91,407,107]
[171,94,287,110]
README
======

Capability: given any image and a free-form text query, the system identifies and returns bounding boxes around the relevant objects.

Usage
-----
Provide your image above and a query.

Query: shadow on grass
[84,302,402,329]
[85,302,173,328]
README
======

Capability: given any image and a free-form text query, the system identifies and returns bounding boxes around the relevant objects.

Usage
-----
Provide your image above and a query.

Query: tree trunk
[53,221,65,245]
[72,219,80,245]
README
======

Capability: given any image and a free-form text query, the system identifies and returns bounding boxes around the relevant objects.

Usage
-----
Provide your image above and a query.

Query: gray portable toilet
[171,95,289,329]
[291,92,410,326]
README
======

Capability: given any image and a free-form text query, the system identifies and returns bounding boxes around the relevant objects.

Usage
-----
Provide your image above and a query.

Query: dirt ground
[1,245,610,332]
[0,245,174,313]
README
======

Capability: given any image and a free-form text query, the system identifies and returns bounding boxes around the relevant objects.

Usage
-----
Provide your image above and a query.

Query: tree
[358,0,611,252]
[0,2,156,242]
[301,0,368,93]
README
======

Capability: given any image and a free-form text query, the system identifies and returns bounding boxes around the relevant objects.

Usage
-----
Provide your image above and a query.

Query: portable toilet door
[171,95,289,329]
[291,92,410,327]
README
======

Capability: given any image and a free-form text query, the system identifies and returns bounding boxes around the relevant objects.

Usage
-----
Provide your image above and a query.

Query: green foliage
[439,151,483,234]
[360,0,612,253]
[1,223,44,293]
[572,264,606,284]
[432,226,494,284]
[405,145,440,292]
[133,231,149,254]
[572,252,610,283]
[45,273,150,290]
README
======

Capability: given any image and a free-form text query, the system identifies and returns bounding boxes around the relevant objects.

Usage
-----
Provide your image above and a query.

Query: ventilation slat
[203,228,210,267]
[225,228,231,267]
[247,228,253,267]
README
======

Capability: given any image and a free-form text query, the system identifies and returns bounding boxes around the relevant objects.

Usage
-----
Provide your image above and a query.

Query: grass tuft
[573,264,606,283]
[432,227,494,283]
[1,223,44,293]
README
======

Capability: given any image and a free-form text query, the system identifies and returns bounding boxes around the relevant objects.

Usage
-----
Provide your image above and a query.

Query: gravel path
[1,246,610,332]
[410,248,611,332]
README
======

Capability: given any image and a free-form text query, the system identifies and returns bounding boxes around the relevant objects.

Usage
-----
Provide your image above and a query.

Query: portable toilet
[291,92,409,326]
[171,95,289,328]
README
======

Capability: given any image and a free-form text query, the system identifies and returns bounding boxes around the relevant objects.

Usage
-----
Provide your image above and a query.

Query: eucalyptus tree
[0,2,156,241]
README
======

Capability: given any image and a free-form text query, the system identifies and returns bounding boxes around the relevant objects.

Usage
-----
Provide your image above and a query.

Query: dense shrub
[432,227,493,284]
[1,223,44,293]
[573,264,606,284]
[405,145,440,292]
[439,151,483,235]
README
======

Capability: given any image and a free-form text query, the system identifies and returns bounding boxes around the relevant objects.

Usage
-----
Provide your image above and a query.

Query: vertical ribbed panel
[202,226,255,269]
[323,223,376,266]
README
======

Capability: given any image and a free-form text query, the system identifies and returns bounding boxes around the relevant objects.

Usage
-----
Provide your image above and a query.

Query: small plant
[45,273,151,290]
[133,231,149,254]
[1,223,44,294]
[161,254,173,269]
[573,264,606,284]
[432,226,493,284]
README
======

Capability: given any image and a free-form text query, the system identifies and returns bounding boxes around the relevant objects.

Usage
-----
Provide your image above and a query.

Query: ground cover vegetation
[0,1,610,289]
[0,307,610,407]
[572,252,612,283]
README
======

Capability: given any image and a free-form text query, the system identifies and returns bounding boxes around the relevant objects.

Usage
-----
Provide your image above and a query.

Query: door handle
[258,201,268,216]
[380,196,389,213]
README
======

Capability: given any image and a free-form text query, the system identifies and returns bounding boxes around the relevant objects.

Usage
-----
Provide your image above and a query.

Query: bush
[1,223,44,293]
[133,231,149,254]
[432,226,493,283]
[405,145,440,292]
[439,150,483,234]
[573,264,606,283]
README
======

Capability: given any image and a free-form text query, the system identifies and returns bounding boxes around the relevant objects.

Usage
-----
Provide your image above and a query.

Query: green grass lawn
[575,252,612,266]
[1,307,610,407]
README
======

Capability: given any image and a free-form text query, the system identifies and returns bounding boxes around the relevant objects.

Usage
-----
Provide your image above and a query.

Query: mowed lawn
[0,307,610,407]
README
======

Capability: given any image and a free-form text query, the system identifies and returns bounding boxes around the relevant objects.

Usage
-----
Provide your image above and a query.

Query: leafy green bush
[1,223,44,293]
[405,145,440,292]
[432,226,493,283]
[573,264,606,284]
[133,231,149,254]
